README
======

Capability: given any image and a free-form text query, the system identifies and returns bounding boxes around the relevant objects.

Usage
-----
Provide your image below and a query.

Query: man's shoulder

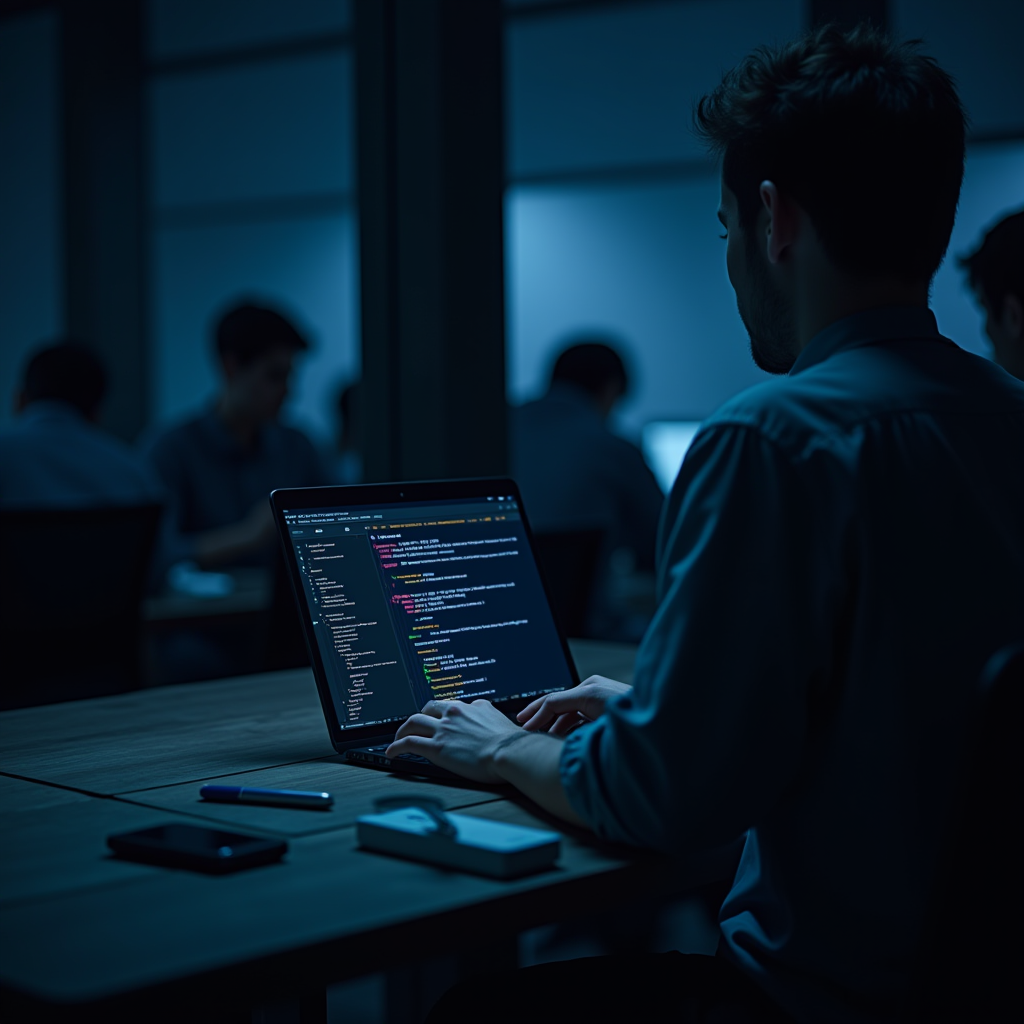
[705,339,1024,457]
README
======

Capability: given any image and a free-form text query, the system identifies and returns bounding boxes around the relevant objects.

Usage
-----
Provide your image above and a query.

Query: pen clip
[374,795,456,839]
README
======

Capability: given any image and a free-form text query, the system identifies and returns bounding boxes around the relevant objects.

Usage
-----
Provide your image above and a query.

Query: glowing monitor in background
[642,421,703,493]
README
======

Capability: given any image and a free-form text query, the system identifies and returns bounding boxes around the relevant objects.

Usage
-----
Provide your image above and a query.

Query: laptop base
[344,745,465,781]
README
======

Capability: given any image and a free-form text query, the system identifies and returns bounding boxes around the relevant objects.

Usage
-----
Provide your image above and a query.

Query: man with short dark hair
[388,26,1024,1023]
[145,301,326,568]
[0,343,162,509]
[960,209,1024,381]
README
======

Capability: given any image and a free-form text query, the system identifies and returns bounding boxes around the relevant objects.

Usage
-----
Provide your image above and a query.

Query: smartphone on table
[108,823,287,874]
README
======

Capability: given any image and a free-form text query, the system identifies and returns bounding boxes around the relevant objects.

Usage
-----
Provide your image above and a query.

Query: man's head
[215,303,309,422]
[695,24,966,373]
[959,210,1024,380]
[17,343,107,421]
[550,340,629,418]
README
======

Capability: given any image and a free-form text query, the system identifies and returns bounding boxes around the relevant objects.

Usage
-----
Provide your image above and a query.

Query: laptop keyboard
[364,745,433,764]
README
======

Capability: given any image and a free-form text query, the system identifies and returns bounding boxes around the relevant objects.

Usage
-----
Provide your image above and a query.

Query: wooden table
[0,640,693,1023]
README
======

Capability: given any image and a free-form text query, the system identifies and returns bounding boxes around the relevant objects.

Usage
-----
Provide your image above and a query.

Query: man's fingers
[419,699,447,718]
[550,711,585,736]
[394,712,441,740]
[516,695,547,722]
[521,691,584,729]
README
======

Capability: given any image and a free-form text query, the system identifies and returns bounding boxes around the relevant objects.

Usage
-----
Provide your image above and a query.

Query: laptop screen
[280,492,576,734]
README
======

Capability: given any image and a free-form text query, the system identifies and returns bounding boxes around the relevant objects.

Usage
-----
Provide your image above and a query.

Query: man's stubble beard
[737,234,799,375]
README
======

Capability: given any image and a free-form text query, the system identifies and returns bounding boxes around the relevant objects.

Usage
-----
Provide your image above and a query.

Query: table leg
[298,987,327,1024]
[385,938,519,1024]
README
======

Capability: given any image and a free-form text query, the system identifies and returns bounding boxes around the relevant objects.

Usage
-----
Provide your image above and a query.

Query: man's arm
[391,423,835,853]
[560,423,835,852]
[492,731,586,825]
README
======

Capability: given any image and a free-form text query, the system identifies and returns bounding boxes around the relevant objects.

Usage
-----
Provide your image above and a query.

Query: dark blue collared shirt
[561,307,1024,1022]
[511,382,664,566]
[144,408,326,566]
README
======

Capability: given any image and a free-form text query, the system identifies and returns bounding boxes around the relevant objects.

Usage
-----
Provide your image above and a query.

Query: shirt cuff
[558,721,604,829]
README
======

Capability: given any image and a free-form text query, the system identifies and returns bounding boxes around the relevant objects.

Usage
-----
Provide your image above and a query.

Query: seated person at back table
[388,25,1024,1024]
[510,340,664,635]
[0,342,163,509]
[960,208,1024,382]
[144,302,327,571]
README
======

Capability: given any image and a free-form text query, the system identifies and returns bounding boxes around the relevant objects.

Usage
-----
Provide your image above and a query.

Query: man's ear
[759,181,799,265]
[1002,293,1024,340]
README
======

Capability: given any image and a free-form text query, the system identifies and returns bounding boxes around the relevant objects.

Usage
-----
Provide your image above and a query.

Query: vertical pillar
[61,0,147,441]
[356,0,507,482]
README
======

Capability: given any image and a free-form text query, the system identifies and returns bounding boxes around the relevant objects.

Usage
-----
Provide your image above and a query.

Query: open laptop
[270,479,580,780]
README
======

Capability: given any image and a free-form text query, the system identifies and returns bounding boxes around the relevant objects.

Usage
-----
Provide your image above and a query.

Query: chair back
[531,528,604,639]
[913,642,1024,1022]
[0,504,162,708]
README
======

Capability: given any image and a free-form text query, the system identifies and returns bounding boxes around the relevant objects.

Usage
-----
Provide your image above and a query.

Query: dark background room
[1,0,1022,1022]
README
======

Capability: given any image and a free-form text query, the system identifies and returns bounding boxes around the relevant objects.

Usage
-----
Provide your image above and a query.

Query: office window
[892,0,1024,138]
[504,0,801,438]
[930,141,1024,358]
[151,53,353,208]
[148,0,350,61]
[504,0,802,439]
[148,0,357,445]
[506,177,769,437]
[507,0,802,179]
[0,10,61,423]
[891,1,1024,360]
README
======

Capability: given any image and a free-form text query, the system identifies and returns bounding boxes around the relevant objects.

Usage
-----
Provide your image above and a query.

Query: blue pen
[200,785,334,810]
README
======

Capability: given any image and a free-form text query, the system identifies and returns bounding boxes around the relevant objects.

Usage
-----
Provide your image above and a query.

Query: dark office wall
[0,9,62,424]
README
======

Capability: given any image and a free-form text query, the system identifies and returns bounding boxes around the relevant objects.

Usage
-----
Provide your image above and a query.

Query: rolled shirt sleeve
[560,422,846,853]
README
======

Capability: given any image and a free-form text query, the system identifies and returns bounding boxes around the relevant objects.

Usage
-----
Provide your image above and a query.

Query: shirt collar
[790,305,942,376]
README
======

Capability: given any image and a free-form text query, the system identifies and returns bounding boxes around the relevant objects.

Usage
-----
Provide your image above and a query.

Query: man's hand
[386,699,522,783]
[517,675,632,734]
[388,698,588,826]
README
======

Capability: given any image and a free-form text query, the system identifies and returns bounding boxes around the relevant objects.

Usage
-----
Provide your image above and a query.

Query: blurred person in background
[144,301,327,570]
[0,342,163,509]
[960,208,1024,381]
[510,338,664,638]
